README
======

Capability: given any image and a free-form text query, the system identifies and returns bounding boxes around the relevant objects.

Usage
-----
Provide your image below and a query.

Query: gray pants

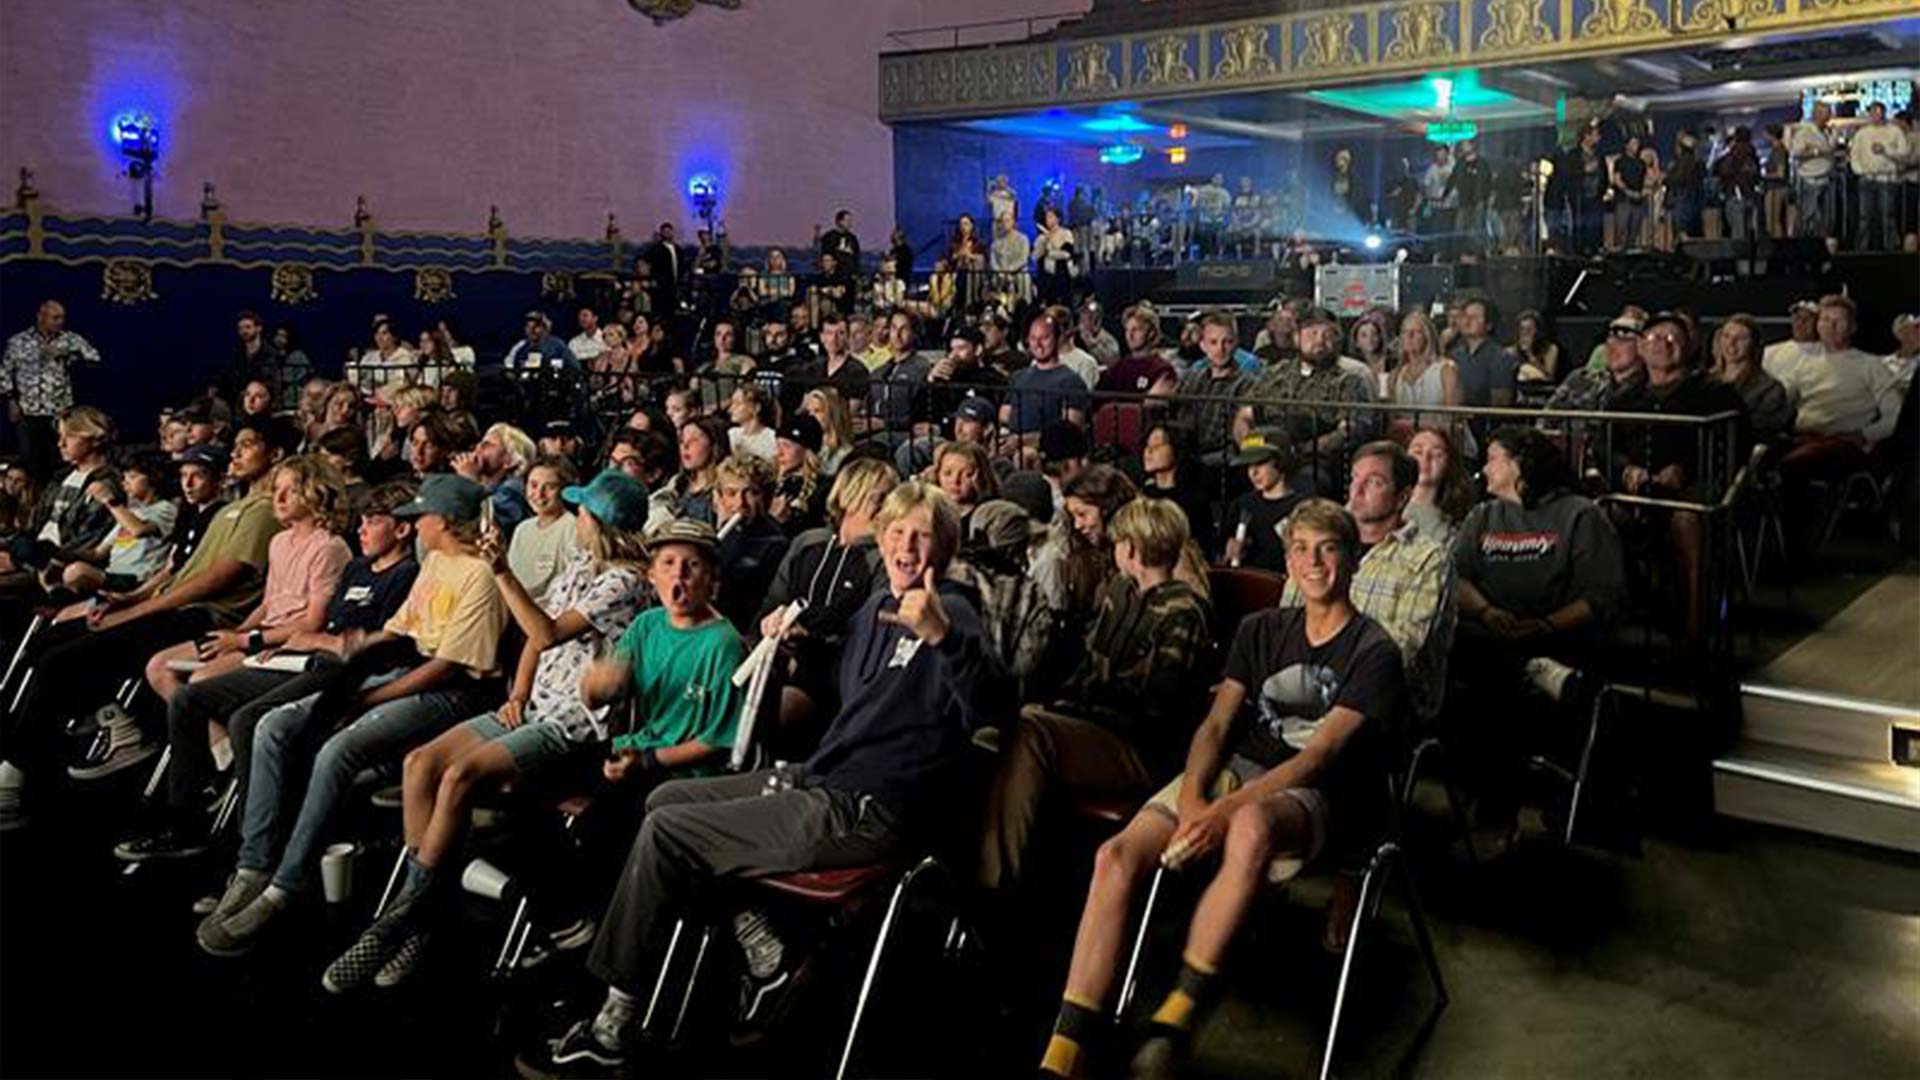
[586,769,905,992]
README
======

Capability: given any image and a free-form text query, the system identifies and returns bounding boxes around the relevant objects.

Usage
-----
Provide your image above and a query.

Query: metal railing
[882,10,1085,52]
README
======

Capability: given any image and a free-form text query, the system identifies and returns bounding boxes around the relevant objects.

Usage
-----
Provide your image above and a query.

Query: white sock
[592,986,638,1048]
[261,884,289,905]
[210,738,233,773]
[0,760,25,789]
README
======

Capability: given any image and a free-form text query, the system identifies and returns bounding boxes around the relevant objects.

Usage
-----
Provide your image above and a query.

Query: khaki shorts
[1143,754,1330,873]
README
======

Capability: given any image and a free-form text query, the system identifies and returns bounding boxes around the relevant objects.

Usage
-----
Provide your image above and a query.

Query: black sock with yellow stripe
[1146,954,1220,1040]
[1039,994,1107,1078]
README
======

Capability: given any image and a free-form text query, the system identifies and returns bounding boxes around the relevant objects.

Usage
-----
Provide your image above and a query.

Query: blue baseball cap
[562,468,649,531]
[394,473,488,523]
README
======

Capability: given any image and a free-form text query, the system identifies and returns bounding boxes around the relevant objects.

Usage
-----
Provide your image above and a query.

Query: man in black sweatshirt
[529,480,1002,1075]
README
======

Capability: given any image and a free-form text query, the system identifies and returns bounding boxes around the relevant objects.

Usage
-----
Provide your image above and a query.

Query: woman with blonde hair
[931,439,999,519]
[801,387,856,476]
[770,413,825,535]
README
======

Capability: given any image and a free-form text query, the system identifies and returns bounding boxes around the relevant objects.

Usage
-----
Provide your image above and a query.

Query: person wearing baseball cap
[1887,312,1920,394]
[1761,299,1820,374]
[503,309,578,376]
[1223,427,1303,573]
[195,467,509,960]
[322,464,656,990]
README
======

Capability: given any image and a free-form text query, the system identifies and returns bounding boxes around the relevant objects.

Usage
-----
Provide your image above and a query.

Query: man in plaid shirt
[1282,440,1454,723]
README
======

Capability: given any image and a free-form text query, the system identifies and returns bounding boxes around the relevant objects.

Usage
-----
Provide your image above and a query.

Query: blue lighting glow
[1363,233,1384,250]
[686,172,719,200]
[1081,114,1155,134]
[1098,142,1145,165]
[112,111,160,158]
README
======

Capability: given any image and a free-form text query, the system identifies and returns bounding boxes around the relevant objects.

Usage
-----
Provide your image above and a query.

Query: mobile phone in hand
[480,497,496,536]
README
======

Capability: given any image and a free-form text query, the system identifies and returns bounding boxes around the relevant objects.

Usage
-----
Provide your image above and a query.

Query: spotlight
[112,111,161,222]
[1395,247,1410,263]
[1168,146,1188,165]
[686,172,719,229]
[1363,233,1383,251]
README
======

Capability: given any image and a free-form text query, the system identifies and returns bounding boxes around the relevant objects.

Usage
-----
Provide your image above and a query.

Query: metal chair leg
[140,745,172,801]
[0,613,44,700]
[1397,846,1448,1007]
[640,918,687,1034]
[670,925,714,1043]
[1319,846,1387,1080]
[372,846,408,919]
[1564,688,1610,847]
[9,665,33,715]
[1116,864,1166,1018]
[836,858,936,1080]
[209,777,240,836]
[493,895,531,977]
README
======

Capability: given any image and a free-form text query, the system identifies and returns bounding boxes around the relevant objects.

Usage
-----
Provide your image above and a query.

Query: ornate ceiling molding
[879,0,1912,121]
[626,0,741,26]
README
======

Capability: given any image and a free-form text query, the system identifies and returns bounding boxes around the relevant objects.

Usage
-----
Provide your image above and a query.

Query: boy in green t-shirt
[582,518,744,782]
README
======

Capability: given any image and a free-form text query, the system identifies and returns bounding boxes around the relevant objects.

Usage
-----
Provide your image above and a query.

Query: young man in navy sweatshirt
[527,479,1003,1076]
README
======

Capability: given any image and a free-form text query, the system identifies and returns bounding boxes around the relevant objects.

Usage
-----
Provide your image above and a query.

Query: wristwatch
[247,629,266,655]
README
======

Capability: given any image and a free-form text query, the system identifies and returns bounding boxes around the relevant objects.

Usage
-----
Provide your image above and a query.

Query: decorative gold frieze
[1213,25,1278,80]
[1135,34,1197,87]
[1383,4,1454,63]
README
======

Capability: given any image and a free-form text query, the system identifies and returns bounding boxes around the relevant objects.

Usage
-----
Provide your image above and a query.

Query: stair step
[1738,682,1916,761]
[1712,742,1920,854]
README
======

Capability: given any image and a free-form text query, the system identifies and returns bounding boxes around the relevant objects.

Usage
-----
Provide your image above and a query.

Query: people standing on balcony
[1573,124,1608,255]
[1068,186,1098,271]
[1417,145,1455,245]
[1331,146,1368,225]
[1191,175,1230,258]
[1786,101,1836,243]
[1035,207,1078,307]
[1712,127,1760,243]
[640,222,685,319]
[948,213,987,312]
[988,173,1017,226]
[1609,135,1650,251]
[1447,139,1493,260]
[1666,132,1706,244]
[991,214,1032,305]
[1851,101,1910,253]
[888,225,914,280]
[819,208,861,275]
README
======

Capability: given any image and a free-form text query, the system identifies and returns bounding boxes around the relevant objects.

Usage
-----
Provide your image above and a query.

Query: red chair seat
[757,863,898,903]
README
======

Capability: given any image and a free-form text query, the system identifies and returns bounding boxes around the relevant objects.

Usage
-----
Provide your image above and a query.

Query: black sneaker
[731,950,814,1048]
[114,824,212,862]
[513,1019,624,1079]
[1128,1026,1190,1080]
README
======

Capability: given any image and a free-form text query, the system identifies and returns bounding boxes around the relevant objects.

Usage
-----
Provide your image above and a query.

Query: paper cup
[320,842,358,904]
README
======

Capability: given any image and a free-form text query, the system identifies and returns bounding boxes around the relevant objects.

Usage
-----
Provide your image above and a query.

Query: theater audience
[1098,303,1178,395]
[1222,428,1302,574]
[506,454,581,599]
[1140,420,1218,557]
[769,413,825,535]
[1448,296,1518,407]
[527,481,999,1073]
[932,439,998,520]
[1405,426,1475,544]
[663,416,727,525]
[756,458,896,741]
[1710,314,1794,443]
[1243,307,1378,489]
[723,381,777,463]
[0,406,118,586]
[1039,499,1403,1078]
[1548,312,1644,412]
[3,299,102,478]
[47,450,177,608]
[321,468,651,991]
[1174,311,1255,460]
[1005,310,1090,437]
[1450,426,1624,842]
[712,454,789,632]
[0,417,294,828]
[114,455,352,853]
[1768,294,1902,489]
[980,497,1213,892]
[452,422,534,531]
[196,473,506,956]
[801,388,856,476]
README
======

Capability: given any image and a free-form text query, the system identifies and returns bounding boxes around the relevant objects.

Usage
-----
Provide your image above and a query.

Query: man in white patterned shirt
[2,300,101,479]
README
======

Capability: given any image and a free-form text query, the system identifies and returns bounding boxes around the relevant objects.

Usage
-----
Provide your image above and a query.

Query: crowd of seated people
[0,262,1911,1080]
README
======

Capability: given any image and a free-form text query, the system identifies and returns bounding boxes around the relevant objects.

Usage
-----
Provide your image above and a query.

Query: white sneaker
[69,713,161,781]
[0,764,25,832]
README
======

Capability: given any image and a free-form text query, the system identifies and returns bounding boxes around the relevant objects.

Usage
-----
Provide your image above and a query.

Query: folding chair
[642,855,950,1080]
[1113,737,1450,1080]
[1528,682,1622,848]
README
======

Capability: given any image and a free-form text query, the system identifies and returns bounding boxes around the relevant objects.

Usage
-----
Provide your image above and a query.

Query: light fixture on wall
[1168,146,1188,165]
[113,111,161,222]
[687,173,721,233]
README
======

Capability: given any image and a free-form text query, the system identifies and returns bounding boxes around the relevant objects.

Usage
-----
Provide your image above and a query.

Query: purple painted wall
[0,0,1042,244]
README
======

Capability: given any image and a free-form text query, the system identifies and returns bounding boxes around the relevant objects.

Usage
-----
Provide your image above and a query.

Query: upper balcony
[879,0,1918,122]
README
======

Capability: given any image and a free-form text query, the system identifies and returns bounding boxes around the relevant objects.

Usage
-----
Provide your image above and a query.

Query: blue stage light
[686,173,718,200]
[1364,233,1383,250]
[112,111,160,159]
[1099,142,1145,165]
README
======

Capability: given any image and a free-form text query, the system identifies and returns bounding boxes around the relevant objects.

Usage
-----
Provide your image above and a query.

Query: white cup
[460,857,513,901]
[320,842,358,904]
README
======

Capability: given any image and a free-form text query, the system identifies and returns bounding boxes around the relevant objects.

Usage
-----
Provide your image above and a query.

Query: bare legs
[400,724,515,869]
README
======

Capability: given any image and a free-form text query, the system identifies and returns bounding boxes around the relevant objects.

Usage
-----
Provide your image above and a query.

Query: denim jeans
[1794,178,1832,239]
[1856,179,1896,252]
[238,675,485,894]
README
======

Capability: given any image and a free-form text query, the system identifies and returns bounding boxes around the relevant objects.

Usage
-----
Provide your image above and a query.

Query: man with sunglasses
[1547,313,1645,413]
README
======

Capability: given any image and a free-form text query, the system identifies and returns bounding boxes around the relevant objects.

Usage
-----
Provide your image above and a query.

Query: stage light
[686,172,718,200]
[1425,120,1478,144]
[1168,123,1188,140]
[1099,142,1144,165]
[1430,77,1454,114]
[111,110,161,222]
[1363,233,1383,251]
[1537,158,1555,178]
[1394,248,1410,263]
[1168,146,1188,165]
